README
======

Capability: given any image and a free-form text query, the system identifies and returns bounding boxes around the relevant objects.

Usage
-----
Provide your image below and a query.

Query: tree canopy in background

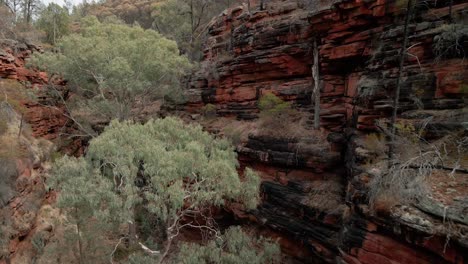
[81,0,242,61]
[36,3,70,45]
[30,16,192,132]
[49,117,265,263]
[152,0,239,61]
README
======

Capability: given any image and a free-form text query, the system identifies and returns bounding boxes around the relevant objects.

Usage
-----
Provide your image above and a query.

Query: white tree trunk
[312,38,320,130]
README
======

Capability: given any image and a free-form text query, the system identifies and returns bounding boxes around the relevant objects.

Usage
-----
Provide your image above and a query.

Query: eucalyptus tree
[50,117,263,262]
[30,17,192,135]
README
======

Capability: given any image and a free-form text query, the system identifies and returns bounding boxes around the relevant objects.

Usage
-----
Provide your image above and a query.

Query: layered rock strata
[187,0,468,263]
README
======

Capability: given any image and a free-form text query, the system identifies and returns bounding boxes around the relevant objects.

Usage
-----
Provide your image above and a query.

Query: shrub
[0,158,17,206]
[0,79,34,115]
[49,117,262,262]
[367,121,466,213]
[257,93,299,138]
[433,24,468,61]
[0,116,7,136]
[224,125,243,146]
[202,103,217,118]
[176,226,281,264]
[363,133,387,157]
[258,93,291,115]
[32,232,47,254]
[356,76,379,101]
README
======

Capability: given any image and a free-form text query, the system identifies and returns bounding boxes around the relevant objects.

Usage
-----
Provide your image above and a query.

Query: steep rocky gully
[1,0,467,263]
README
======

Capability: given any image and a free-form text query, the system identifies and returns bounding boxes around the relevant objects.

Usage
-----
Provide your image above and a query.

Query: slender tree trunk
[53,14,57,45]
[312,38,320,130]
[190,0,193,37]
[18,113,23,138]
[26,0,31,24]
[74,208,84,264]
[128,208,137,247]
[389,0,414,162]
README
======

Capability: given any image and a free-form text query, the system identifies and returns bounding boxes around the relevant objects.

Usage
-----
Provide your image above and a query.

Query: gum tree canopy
[50,117,263,262]
[31,16,192,124]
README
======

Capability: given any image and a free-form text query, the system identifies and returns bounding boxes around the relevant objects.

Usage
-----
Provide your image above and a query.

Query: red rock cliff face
[187,0,467,263]
[187,0,466,129]
[0,41,81,154]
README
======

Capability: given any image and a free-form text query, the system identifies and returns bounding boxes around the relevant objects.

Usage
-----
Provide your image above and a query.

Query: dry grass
[201,117,259,145]
[0,79,35,114]
[305,179,344,213]
[366,120,467,213]
[362,133,387,157]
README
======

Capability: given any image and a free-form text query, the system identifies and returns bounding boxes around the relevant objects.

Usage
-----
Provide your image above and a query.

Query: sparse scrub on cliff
[257,93,317,140]
[367,119,467,213]
[356,76,379,102]
[306,179,344,213]
[202,103,217,118]
[433,23,468,61]
[0,79,36,114]
[363,133,387,157]
[254,93,330,160]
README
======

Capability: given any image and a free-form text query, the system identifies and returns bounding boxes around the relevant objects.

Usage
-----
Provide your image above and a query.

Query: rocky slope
[186,0,468,263]
[0,40,83,155]
[0,41,77,264]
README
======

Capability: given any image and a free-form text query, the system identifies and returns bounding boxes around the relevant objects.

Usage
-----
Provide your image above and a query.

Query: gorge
[0,0,467,263]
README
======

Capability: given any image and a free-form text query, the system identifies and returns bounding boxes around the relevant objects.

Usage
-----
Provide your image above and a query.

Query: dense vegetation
[1,0,466,263]
[45,117,271,263]
[31,17,191,134]
[0,0,282,263]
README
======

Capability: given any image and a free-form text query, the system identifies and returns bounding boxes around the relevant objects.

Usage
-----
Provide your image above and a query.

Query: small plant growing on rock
[202,103,217,118]
[258,93,291,115]
[367,118,467,214]
[257,93,299,138]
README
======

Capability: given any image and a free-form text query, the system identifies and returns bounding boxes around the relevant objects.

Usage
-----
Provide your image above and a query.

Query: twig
[110,236,127,264]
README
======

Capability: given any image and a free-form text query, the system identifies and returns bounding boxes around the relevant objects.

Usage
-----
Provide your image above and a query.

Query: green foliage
[433,23,468,60]
[127,252,157,264]
[36,3,71,45]
[257,93,301,138]
[394,120,419,143]
[177,226,281,264]
[48,156,123,263]
[31,232,47,254]
[85,0,156,28]
[201,103,217,117]
[30,17,192,124]
[86,117,259,220]
[258,93,291,115]
[50,117,261,261]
